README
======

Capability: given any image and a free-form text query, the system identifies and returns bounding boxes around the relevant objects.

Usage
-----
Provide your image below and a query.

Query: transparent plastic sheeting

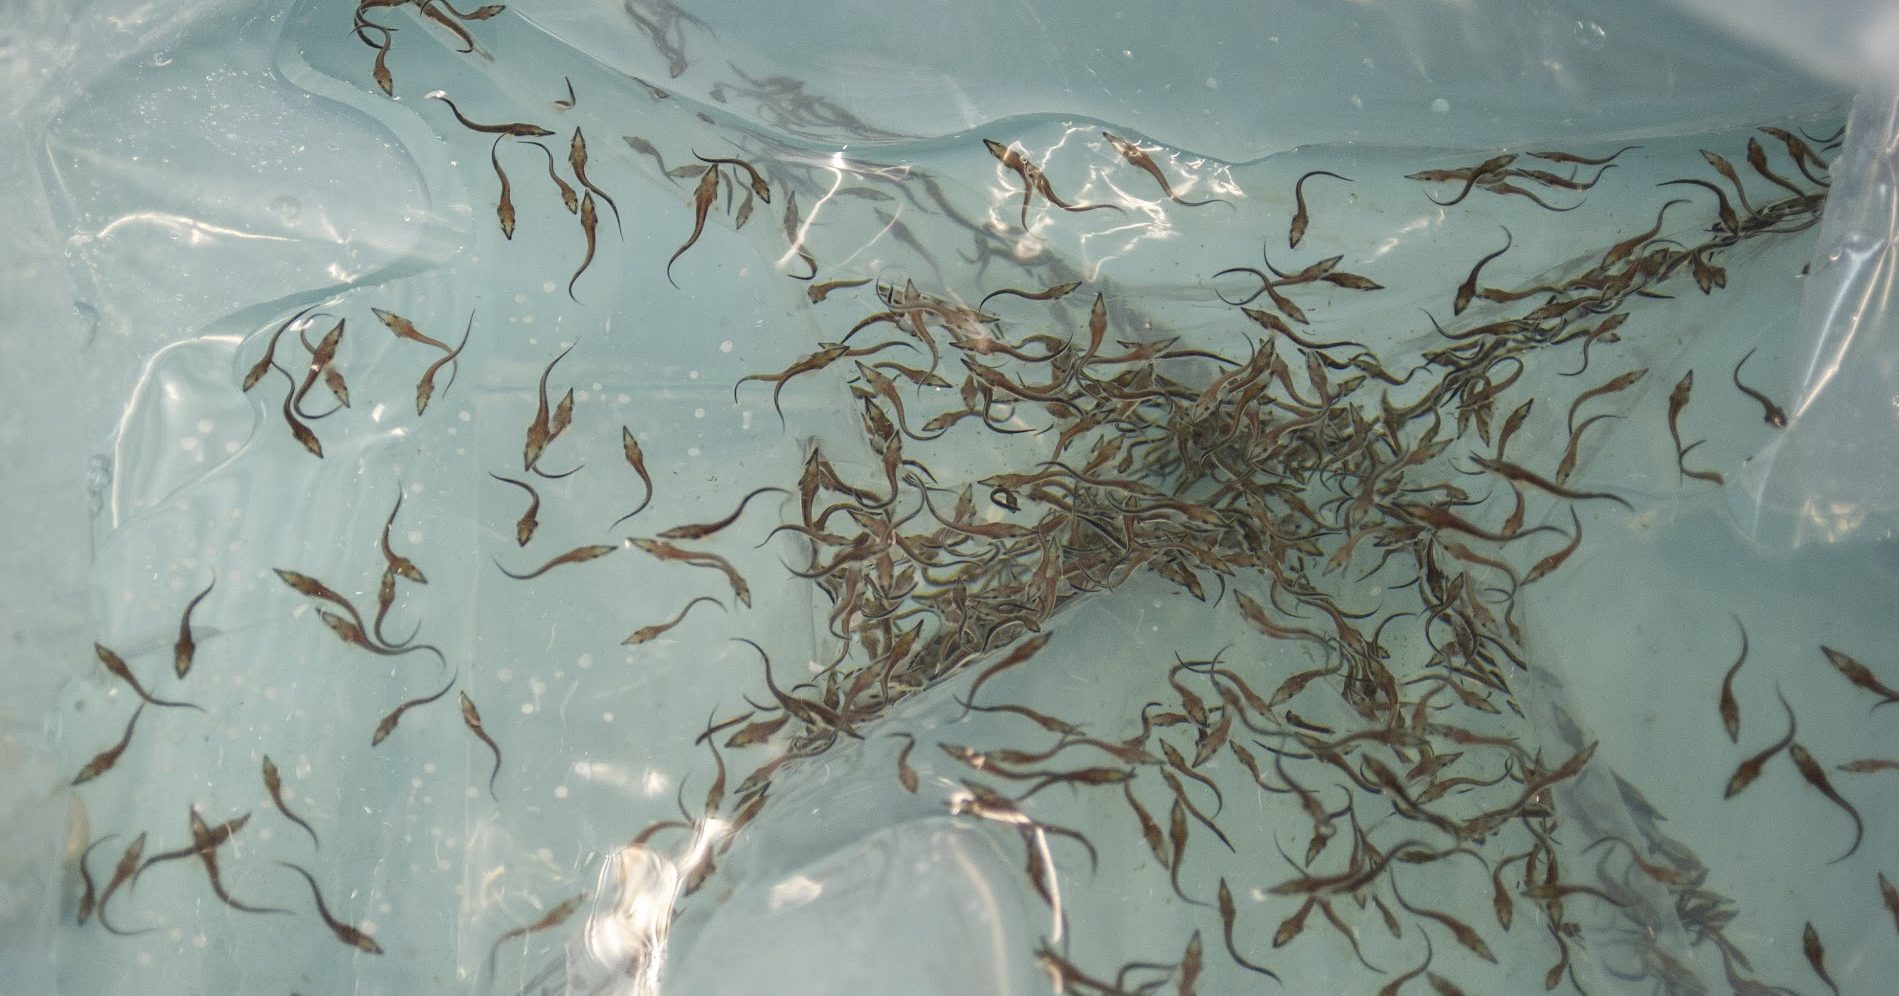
[0,2,1895,996]
[1734,88,1899,550]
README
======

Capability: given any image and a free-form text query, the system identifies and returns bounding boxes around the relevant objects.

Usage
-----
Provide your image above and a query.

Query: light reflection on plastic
[91,211,296,245]
[584,818,728,994]
[948,788,1064,944]
[766,874,823,911]
[1371,217,1432,260]
[1796,496,1866,545]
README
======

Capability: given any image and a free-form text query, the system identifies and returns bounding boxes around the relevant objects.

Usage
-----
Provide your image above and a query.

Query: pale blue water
[5,2,1893,995]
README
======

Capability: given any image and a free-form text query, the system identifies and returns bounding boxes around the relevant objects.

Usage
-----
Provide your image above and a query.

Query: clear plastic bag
[2,2,1892,995]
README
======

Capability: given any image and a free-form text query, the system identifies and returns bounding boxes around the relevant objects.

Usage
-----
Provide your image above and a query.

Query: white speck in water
[514,293,527,304]
[258,827,274,842]
[617,393,631,404]
[195,418,213,433]
[1430,98,1450,113]
[1351,94,1364,109]
[412,778,423,789]
[409,481,425,494]
[554,786,569,799]
[191,933,208,949]
[688,370,700,380]
[741,410,753,431]
[719,340,733,353]
[542,280,556,294]
[438,858,454,870]
[521,313,535,325]
[458,410,472,422]
[1122,49,1132,58]
[1205,77,1218,90]
[223,440,240,454]
[179,436,199,451]
[465,787,478,800]
[408,530,423,544]
[138,953,153,967]
[576,390,591,403]
[520,703,535,715]
[1574,19,1608,51]
[424,762,438,774]
[497,667,514,682]
[577,653,593,670]
[693,407,705,419]
[602,711,614,723]
[686,446,701,458]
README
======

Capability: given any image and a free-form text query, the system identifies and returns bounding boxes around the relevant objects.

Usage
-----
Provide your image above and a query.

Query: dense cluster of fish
[56,5,1896,996]
[590,123,1869,996]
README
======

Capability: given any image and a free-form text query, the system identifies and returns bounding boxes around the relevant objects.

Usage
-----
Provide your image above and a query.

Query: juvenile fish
[241,305,319,392]
[569,128,621,233]
[808,277,870,304]
[427,92,552,137]
[278,861,383,954]
[415,311,474,416]
[522,341,576,472]
[523,140,578,213]
[379,491,426,584]
[460,691,503,802]
[1802,921,1839,996]
[488,472,540,547]
[1731,348,1788,428]
[495,543,618,580]
[1216,879,1281,980]
[666,164,720,288]
[1102,131,1222,208]
[490,137,515,239]
[1718,618,1747,743]
[95,644,201,713]
[608,426,654,529]
[1788,742,1864,863]
[1289,169,1350,248]
[1666,370,1725,486]
[262,755,320,848]
[71,705,146,786]
[624,596,724,646]
[1820,645,1899,708]
[890,732,920,793]
[172,575,215,679]
[976,280,1083,313]
[695,151,771,202]
[1724,689,1795,798]
[1881,873,1899,936]
[371,671,457,746]
[1455,228,1512,316]
[629,538,752,608]
[94,832,150,936]
[485,892,589,978]
[567,191,597,301]
[314,608,445,667]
